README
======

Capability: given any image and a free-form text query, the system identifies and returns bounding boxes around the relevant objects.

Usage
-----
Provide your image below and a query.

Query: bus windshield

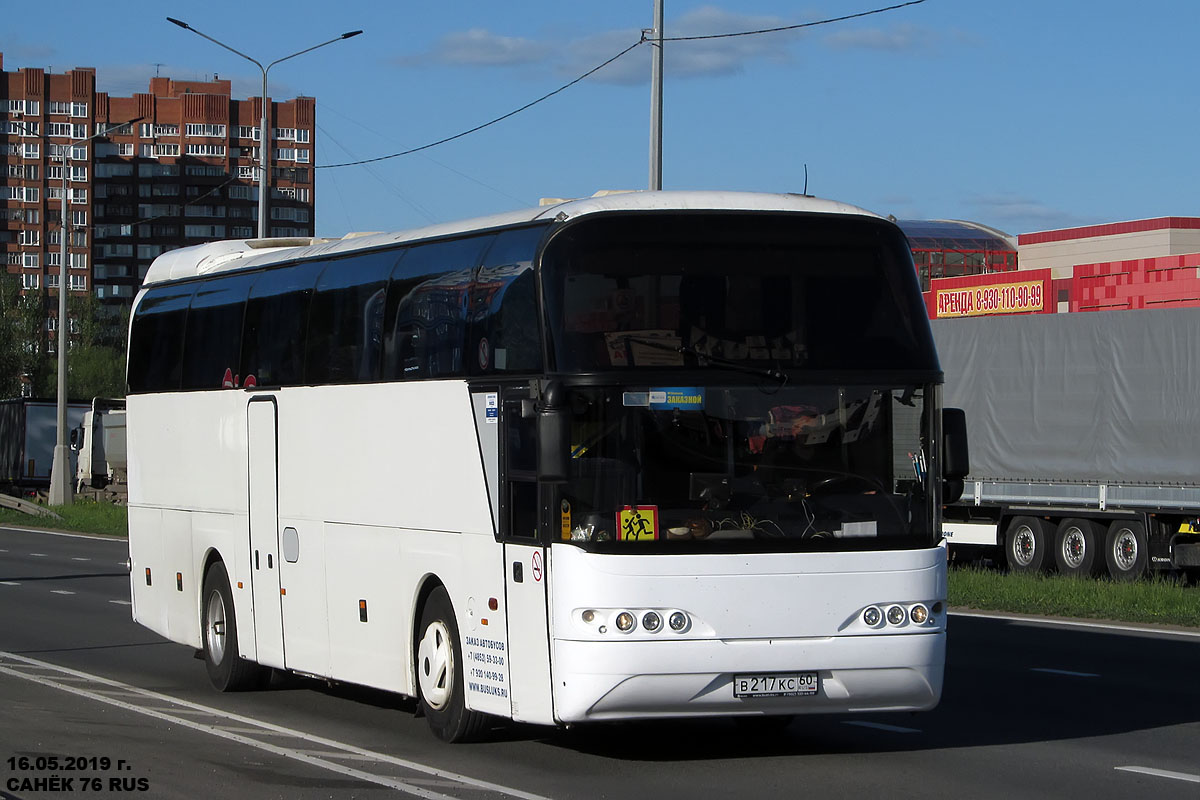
[541,212,937,375]
[556,382,936,553]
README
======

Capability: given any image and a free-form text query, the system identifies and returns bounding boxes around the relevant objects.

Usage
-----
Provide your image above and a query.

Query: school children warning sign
[617,506,659,541]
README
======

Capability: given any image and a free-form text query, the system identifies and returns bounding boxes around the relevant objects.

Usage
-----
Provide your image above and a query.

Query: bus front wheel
[415,586,486,743]
[201,563,265,692]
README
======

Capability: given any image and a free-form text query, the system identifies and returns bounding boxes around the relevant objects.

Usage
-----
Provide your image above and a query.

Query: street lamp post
[166,18,362,239]
[46,117,142,506]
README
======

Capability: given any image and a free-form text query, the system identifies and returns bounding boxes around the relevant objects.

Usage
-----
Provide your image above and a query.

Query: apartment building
[1,52,315,315]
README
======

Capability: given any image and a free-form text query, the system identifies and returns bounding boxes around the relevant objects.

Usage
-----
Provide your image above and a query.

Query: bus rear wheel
[415,587,486,743]
[201,563,265,692]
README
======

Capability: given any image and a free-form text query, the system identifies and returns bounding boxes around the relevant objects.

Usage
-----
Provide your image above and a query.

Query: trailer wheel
[1004,516,1052,574]
[1104,521,1148,581]
[415,586,486,743]
[1053,518,1104,577]
[201,563,265,691]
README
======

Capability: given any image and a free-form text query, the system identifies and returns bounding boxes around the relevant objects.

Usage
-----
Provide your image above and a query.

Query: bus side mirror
[537,381,569,483]
[942,407,969,503]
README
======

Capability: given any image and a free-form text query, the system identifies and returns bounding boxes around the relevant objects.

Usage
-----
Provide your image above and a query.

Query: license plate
[733,672,819,698]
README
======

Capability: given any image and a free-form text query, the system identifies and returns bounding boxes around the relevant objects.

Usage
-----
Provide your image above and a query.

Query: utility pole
[648,0,664,190]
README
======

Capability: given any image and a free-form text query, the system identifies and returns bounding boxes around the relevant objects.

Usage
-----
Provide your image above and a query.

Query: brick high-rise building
[1,52,315,318]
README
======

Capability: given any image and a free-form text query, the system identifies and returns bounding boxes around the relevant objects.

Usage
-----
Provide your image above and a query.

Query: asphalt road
[1,525,1198,799]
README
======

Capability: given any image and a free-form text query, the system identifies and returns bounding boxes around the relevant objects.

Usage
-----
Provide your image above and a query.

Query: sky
[2,0,1197,239]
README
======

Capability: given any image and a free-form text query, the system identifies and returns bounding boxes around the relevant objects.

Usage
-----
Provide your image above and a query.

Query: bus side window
[383,236,493,380]
[181,273,256,391]
[240,260,324,387]
[128,282,197,393]
[306,250,400,385]
[469,226,546,375]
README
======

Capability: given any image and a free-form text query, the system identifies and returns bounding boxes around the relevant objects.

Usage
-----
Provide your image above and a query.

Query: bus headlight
[642,611,662,632]
[862,606,882,627]
[886,605,906,626]
[909,604,929,625]
[668,611,689,632]
[615,611,636,632]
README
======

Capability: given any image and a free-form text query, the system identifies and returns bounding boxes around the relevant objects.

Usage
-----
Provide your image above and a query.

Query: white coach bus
[126,190,968,742]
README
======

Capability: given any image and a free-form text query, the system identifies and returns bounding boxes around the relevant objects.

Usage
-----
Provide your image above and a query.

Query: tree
[0,273,51,398]
[65,291,129,399]
[0,274,129,400]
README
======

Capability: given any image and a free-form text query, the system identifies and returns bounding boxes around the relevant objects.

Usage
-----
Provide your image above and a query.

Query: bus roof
[142,190,881,286]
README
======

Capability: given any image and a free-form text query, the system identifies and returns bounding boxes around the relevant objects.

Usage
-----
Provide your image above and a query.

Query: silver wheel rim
[1113,528,1138,571]
[205,590,227,666]
[417,620,453,711]
[1062,527,1086,569]
[1012,525,1036,567]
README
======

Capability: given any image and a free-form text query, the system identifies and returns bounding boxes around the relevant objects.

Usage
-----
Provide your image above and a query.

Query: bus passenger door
[502,394,555,724]
[247,398,285,669]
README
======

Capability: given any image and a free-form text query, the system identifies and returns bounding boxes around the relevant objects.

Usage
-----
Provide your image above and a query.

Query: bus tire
[201,562,264,692]
[1053,518,1104,577]
[415,587,486,743]
[1004,516,1052,574]
[1104,520,1148,581]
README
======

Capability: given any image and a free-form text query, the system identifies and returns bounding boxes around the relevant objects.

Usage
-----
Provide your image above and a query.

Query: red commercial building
[1,52,315,320]
[922,217,1200,319]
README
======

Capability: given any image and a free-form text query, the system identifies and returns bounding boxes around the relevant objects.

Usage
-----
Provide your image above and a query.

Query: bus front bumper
[551,630,944,723]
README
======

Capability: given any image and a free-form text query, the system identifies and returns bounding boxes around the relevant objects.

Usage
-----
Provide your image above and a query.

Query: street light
[166,18,362,238]
[46,116,143,506]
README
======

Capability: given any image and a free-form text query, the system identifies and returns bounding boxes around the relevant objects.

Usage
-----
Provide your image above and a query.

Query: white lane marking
[108,599,131,606]
[1,582,20,586]
[29,553,47,557]
[1031,668,1099,678]
[843,721,921,734]
[50,590,75,595]
[71,557,90,562]
[0,527,125,542]
[951,610,1200,640]
[1115,766,1200,784]
[0,650,552,800]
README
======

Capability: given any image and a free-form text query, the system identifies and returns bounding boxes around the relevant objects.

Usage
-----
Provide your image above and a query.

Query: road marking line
[951,610,1200,640]
[72,557,91,562]
[29,553,47,557]
[0,582,19,586]
[50,590,75,595]
[1115,766,1200,784]
[0,650,552,800]
[108,600,131,606]
[1031,668,1099,678]
[842,721,921,734]
[0,527,126,542]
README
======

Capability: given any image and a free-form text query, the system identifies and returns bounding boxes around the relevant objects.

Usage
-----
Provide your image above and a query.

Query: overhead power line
[659,0,926,41]
[315,0,928,170]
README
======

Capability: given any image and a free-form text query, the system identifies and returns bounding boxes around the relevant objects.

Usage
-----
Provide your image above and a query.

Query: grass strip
[949,565,1199,628]
[0,501,127,538]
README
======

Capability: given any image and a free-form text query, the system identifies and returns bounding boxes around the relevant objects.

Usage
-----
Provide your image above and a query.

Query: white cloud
[560,6,803,85]
[966,194,1092,234]
[824,23,935,52]
[404,28,550,68]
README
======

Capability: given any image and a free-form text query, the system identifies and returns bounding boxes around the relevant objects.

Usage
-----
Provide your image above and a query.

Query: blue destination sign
[649,387,706,410]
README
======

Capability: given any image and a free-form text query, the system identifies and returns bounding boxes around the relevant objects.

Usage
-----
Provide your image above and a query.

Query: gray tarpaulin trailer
[933,308,1200,580]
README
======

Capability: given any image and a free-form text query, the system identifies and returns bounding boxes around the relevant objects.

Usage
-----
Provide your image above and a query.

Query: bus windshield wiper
[618,335,788,384]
